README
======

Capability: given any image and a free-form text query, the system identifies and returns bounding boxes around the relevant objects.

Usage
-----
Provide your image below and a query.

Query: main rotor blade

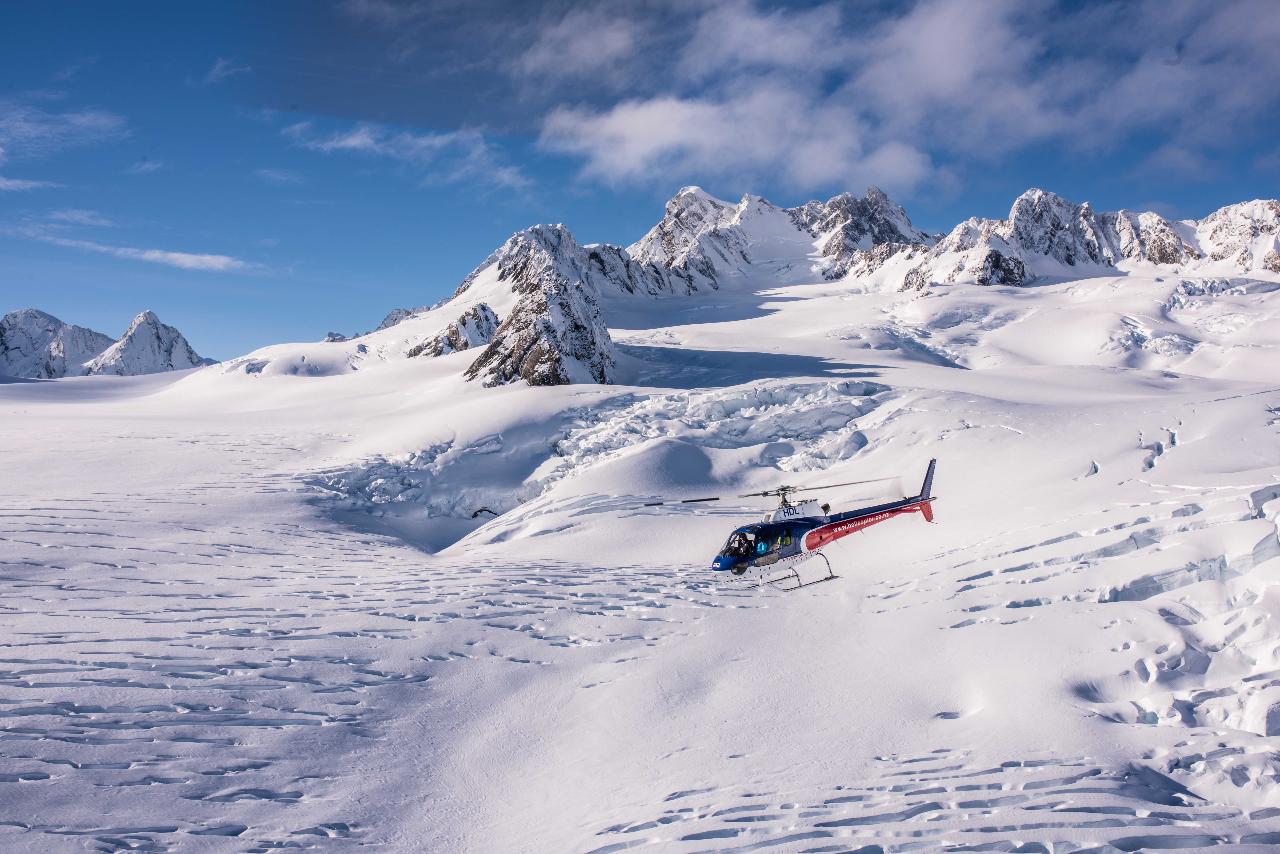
[788,476,900,494]
[641,496,724,507]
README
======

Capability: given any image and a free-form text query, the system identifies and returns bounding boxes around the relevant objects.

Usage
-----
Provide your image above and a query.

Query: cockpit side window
[721,531,756,558]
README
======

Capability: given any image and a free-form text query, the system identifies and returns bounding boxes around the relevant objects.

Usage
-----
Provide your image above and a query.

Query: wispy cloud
[338,0,428,28]
[13,224,254,272]
[0,96,128,161]
[48,208,113,226]
[254,167,305,185]
[0,176,61,191]
[126,157,165,174]
[52,56,98,83]
[204,57,252,84]
[37,234,254,271]
[284,121,528,189]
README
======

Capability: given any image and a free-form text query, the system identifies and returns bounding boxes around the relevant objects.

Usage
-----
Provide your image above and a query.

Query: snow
[3,191,1280,851]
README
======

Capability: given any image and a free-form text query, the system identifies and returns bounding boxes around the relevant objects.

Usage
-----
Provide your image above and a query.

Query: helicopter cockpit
[720,530,757,558]
[713,523,805,574]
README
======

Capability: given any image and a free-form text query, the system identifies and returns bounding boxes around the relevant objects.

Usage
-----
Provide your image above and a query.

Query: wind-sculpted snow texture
[3,187,1280,852]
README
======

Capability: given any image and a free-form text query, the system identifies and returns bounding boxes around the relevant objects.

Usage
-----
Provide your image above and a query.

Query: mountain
[0,308,210,379]
[462,226,617,386]
[0,309,115,379]
[1195,199,1280,272]
[897,190,1278,290]
[85,310,210,376]
[407,303,499,358]
[628,185,933,286]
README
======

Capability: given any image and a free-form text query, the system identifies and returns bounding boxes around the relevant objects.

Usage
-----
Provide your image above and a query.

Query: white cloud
[543,81,934,194]
[33,233,253,272]
[204,57,252,84]
[530,0,1280,195]
[126,157,165,174]
[48,209,113,226]
[0,176,61,191]
[517,5,646,84]
[255,168,305,185]
[677,0,845,80]
[0,97,128,160]
[286,121,529,189]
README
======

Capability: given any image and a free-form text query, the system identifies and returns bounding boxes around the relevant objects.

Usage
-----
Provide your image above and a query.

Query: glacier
[1,186,1279,852]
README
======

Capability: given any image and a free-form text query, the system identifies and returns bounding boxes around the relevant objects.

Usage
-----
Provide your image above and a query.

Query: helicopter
[643,459,936,589]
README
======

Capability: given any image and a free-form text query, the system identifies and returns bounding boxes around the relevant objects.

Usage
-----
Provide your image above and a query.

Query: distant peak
[5,307,62,324]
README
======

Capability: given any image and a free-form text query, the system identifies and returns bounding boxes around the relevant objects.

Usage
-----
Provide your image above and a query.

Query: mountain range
[0,308,211,379]
[8,187,1278,384]
[363,186,1279,386]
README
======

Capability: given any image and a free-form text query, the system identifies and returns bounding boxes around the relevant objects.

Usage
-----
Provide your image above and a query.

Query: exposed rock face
[85,311,209,376]
[407,304,499,358]
[790,187,935,279]
[463,226,617,387]
[1102,210,1200,266]
[898,189,1212,290]
[1196,199,1280,271]
[627,187,735,290]
[0,309,114,378]
[452,224,693,302]
[627,185,933,285]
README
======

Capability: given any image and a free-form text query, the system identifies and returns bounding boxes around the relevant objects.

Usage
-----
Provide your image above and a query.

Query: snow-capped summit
[0,308,115,379]
[0,308,211,378]
[1195,199,1280,272]
[896,188,1251,289]
[627,185,933,286]
[84,310,210,376]
[789,187,935,279]
[463,224,617,387]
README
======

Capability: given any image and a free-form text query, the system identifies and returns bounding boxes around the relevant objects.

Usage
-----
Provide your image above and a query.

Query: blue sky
[2,0,1277,360]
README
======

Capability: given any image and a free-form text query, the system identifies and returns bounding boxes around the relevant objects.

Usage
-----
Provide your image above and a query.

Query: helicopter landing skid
[748,551,836,592]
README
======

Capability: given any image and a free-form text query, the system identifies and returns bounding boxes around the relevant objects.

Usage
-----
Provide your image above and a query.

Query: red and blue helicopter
[645,459,936,588]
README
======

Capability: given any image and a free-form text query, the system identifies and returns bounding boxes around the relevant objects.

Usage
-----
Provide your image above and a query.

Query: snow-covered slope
[406,303,498,358]
[3,251,1279,851]
[84,310,209,376]
[0,308,114,378]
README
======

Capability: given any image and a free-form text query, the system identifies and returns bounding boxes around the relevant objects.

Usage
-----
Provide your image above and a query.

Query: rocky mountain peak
[0,308,115,379]
[463,227,617,387]
[85,310,209,376]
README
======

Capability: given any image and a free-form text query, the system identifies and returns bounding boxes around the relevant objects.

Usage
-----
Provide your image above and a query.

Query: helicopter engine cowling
[762,499,825,524]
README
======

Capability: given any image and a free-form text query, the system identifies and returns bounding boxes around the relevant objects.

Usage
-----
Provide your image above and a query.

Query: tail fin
[918,458,936,502]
